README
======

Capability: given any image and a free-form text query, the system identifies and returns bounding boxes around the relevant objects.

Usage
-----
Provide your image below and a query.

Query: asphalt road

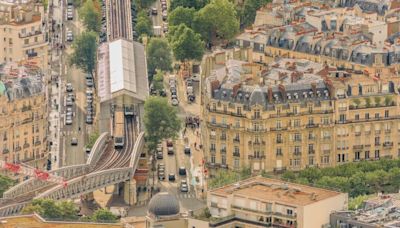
[61,5,92,166]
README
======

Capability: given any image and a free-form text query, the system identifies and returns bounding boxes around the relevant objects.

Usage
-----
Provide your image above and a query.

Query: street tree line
[22,199,118,223]
[70,0,102,77]
[278,159,400,198]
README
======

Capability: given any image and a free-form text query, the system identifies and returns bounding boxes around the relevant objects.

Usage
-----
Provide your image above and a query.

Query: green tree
[384,95,393,106]
[91,208,117,223]
[86,131,100,149]
[168,7,196,28]
[136,11,153,37]
[70,31,98,77]
[239,0,270,27]
[0,175,15,196]
[374,96,382,106]
[134,0,156,9]
[208,167,251,189]
[169,24,204,62]
[194,0,239,42]
[144,96,181,152]
[79,0,102,33]
[170,0,209,11]
[23,199,62,219]
[348,195,371,210]
[58,201,79,220]
[152,71,164,91]
[147,38,173,73]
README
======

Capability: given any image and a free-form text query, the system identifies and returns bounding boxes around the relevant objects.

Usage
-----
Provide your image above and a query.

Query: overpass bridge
[0,115,146,217]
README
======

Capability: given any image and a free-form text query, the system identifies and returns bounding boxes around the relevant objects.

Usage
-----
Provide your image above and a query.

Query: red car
[166,140,173,147]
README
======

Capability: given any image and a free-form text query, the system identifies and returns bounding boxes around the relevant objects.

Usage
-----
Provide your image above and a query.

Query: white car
[66,30,73,42]
[171,99,179,106]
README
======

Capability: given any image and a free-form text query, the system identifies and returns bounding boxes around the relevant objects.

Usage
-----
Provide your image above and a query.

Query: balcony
[210,135,216,140]
[220,136,227,141]
[220,148,226,153]
[338,107,347,111]
[220,164,228,169]
[273,167,287,173]
[355,132,361,136]
[27,52,38,58]
[233,152,240,157]
[270,127,287,131]
[375,130,381,135]
[210,148,216,152]
[276,152,283,156]
[34,141,41,146]
[273,211,297,219]
[323,149,330,154]
[293,152,302,156]
[353,145,364,150]
[383,142,393,148]
[248,155,266,160]
[19,30,42,38]
[306,123,318,128]
[23,143,30,149]
[2,148,9,154]
[208,122,230,129]
[233,138,240,143]
[21,105,32,112]
[276,139,283,144]
[15,146,21,152]
[308,150,315,155]
[385,129,391,134]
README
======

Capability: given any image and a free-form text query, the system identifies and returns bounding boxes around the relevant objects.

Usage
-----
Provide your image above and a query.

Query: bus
[114,111,124,149]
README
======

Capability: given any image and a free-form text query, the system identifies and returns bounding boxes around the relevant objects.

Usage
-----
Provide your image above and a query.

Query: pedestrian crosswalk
[63,131,79,136]
[176,192,196,199]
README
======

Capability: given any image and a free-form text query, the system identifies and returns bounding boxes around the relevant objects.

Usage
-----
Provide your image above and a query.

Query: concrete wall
[302,193,348,228]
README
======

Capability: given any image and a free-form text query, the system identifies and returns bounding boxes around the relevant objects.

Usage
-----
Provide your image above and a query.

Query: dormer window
[238,93,243,99]
[245,94,250,100]
[287,93,291,100]
[222,91,227,97]
[303,92,307,98]
[294,93,298,99]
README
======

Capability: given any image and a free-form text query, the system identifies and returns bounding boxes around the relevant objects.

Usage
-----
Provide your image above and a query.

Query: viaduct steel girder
[0,131,146,217]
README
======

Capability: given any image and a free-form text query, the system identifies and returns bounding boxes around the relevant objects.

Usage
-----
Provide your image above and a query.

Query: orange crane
[0,161,67,187]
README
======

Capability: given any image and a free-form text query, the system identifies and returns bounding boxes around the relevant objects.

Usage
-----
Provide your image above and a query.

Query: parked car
[180,180,188,192]
[156,151,163,159]
[71,137,78,145]
[66,83,73,92]
[167,146,174,155]
[184,145,191,154]
[86,78,94,87]
[158,171,165,180]
[166,140,173,147]
[86,115,93,124]
[168,173,176,182]
[178,167,186,176]
[171,99,179,106]
[66,97,73,106]
[65,117,72,125]
[66,30,73,42]
[151,7,157,15]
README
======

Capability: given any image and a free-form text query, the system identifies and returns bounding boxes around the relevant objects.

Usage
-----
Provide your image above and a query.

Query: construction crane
[0,161,67,187]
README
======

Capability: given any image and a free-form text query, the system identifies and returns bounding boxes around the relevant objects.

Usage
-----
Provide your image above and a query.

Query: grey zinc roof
[148,192,180,217]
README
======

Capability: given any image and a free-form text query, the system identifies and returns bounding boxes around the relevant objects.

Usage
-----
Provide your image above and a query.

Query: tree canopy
[152,70,164,91]
[91,208,118,223]
[86,131,100,149]
[69,31,98,76]
[135,11,153,37]
[168,7,196,28]
[194,0,239,42]
[134,0,156,10]
[239,0,270,27]
[144,96,181,151]
[0,175,15,196]
[208,167,251,189]
[79,0,102,33]
[170,0,209,11]
[22,199,78,220]
[146,38,173,73]
[169,24,204,62]
[278,159,400,197]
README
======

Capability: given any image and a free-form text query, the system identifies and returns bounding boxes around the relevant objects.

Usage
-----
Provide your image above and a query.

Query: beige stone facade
[0,62,48,176]
[207,176,348,228]
[201,48,400,173]
[0,0,48,69]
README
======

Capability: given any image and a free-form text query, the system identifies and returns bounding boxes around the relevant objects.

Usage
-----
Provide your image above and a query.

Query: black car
[168,173,176,181]
[158,171,165,180]
[184,146,191,154]
[178,167,186,176]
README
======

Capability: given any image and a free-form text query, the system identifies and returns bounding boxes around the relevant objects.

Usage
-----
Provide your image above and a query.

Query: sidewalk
[47,0,64,170]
